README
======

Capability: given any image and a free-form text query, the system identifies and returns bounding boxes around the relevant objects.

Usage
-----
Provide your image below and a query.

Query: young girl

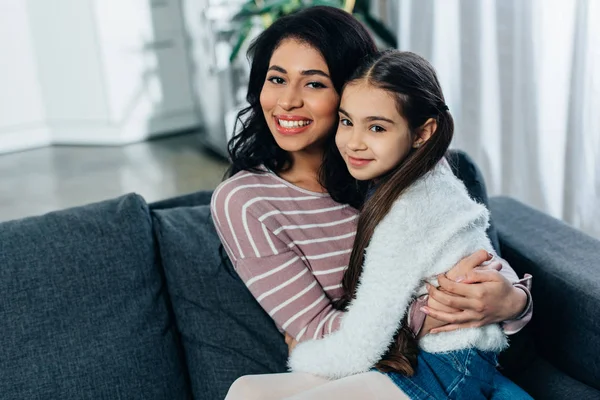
[226,50,533,399]
[287,50,532,399]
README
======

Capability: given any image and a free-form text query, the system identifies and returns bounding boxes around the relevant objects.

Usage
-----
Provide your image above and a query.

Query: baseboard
[124,110,200,143]
[51,111,200,145]
[0,126,52,154]
[51,123,125,145]
[0,111,201,151]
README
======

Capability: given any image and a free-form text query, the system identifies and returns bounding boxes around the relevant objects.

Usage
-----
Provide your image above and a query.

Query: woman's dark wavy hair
[226,6,377,209]
[332,50,455,376]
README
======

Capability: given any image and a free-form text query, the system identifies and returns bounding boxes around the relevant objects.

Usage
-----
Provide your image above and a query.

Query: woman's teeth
[278,119,312,128]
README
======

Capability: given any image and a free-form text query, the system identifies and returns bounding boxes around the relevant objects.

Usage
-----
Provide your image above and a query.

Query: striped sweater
[211,169,356,341]
[211,168,532,342]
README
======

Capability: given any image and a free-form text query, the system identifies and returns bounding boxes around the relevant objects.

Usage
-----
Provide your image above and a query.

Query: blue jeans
[383,349,532,400]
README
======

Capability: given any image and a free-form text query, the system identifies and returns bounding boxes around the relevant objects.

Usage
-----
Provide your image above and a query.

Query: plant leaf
[353,0,371,13]
[358,11,397,48]
[230,19,254,63]
[311,0,344,7]
[233,0,293,20]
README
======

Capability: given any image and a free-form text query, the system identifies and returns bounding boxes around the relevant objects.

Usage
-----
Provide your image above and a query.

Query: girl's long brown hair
[333,51,454,376]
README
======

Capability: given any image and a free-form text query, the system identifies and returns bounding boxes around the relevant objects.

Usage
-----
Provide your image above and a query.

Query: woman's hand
[422,250,528,334]
[285,332,298,355]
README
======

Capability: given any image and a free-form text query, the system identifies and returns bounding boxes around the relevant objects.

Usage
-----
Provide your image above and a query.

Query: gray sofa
[1,154,598,399]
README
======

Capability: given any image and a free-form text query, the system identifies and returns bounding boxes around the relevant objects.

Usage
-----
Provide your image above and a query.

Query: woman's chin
[272,135,324,154]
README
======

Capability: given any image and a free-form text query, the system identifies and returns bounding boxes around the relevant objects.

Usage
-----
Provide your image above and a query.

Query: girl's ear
[412,118,438,148]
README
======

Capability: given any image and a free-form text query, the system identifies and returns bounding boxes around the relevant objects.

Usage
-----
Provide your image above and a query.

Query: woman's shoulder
[212,169,275,206]
[210,167,350,224]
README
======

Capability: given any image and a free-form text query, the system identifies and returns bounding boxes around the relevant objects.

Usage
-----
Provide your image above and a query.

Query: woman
[211,6,532,399]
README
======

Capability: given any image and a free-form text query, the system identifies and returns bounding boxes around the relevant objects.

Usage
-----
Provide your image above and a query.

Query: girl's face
[336,82,416,181]
[260,39,340,154]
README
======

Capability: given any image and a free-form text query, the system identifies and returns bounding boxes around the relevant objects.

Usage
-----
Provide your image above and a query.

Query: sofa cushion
[152,205,288,400]
[506,355,600,399]
[490,196,600,391]
[0,194,190,400]
[149,190,213,211]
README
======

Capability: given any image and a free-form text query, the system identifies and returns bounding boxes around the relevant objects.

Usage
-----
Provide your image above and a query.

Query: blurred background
[1,0,598,238]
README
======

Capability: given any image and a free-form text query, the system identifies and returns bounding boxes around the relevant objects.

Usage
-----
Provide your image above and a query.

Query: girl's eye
[370,125,385,133]
[340,118,352,126]
[307,82,326,89]
[267,76,285,85]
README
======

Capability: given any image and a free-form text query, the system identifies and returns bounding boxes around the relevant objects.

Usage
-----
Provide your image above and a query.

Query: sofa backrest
[0,194,190,399]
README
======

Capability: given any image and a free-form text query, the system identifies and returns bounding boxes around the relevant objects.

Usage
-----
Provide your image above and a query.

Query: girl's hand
[285,332,298,355]
[422,251,527,333]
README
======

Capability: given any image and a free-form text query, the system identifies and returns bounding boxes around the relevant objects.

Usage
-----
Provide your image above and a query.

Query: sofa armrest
[489,196,600,390]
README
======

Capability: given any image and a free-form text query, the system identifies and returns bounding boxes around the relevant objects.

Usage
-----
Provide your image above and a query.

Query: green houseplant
[229,0,397,62]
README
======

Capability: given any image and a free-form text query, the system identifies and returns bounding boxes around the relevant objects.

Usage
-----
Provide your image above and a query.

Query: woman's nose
[277,86,303,110]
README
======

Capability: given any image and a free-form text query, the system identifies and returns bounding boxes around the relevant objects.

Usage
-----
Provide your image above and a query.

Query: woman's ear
[413,118,438,148]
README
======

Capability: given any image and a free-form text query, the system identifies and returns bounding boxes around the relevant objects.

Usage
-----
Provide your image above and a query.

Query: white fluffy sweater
[288,161,508,379]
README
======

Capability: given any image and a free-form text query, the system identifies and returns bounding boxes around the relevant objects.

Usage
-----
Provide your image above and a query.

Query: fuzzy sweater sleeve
[288,162,498,379]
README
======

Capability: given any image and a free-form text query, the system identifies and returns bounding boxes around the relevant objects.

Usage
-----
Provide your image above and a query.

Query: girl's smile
[347,155,374,167]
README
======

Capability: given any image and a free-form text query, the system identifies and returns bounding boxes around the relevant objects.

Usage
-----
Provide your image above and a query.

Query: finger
[437,273,478,297]
[430,321,484,334]
[461,249,493,269]
[474,260,502,272]
[445,249,492,281]
[427,283,473,310]
[421,307,481,325]
[426,292,460,313]
[462,268,504,284]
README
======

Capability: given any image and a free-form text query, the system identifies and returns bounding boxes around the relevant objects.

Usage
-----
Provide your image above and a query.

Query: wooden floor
[0,134,230,222]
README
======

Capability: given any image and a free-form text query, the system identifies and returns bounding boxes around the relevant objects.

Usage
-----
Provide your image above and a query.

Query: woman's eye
[370,125,385,133]
[340,118,352,126]
[307,82,326,89]
[267,76,285,85]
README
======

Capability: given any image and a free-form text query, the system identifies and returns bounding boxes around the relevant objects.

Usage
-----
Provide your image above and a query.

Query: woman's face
[260,39,340,154]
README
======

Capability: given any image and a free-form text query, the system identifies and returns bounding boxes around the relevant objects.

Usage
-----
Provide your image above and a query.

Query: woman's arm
[235,252,344,341]
[419,256,532,334]
[211,193,347,341]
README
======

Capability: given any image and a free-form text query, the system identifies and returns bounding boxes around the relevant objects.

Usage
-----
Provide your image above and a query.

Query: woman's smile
[274,115,314,135]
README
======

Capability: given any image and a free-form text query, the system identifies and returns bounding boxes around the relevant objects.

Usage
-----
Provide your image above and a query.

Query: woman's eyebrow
[267,65,330,79]
[301,69,330,78]
[268,65,287,74]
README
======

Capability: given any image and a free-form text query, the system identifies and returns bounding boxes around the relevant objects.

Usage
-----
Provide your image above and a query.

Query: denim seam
[388,372,436,400]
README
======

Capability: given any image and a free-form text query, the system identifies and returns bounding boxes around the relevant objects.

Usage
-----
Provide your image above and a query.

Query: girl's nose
[347,130,367,151]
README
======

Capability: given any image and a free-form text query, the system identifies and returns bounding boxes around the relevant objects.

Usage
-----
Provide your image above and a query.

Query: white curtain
[380,0,600,238]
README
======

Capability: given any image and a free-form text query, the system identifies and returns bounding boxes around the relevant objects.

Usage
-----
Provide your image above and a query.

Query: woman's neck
[278,148,326,193]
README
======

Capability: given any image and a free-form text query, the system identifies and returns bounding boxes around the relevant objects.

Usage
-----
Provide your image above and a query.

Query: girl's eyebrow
[339,108,394,124]
[338,108,351,117]
[365,116,395,124]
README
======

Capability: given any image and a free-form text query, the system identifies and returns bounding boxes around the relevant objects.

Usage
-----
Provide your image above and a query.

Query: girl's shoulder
[385,161,488,224]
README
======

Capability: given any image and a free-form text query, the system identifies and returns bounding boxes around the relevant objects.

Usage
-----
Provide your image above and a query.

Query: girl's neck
[277,148,326,193]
